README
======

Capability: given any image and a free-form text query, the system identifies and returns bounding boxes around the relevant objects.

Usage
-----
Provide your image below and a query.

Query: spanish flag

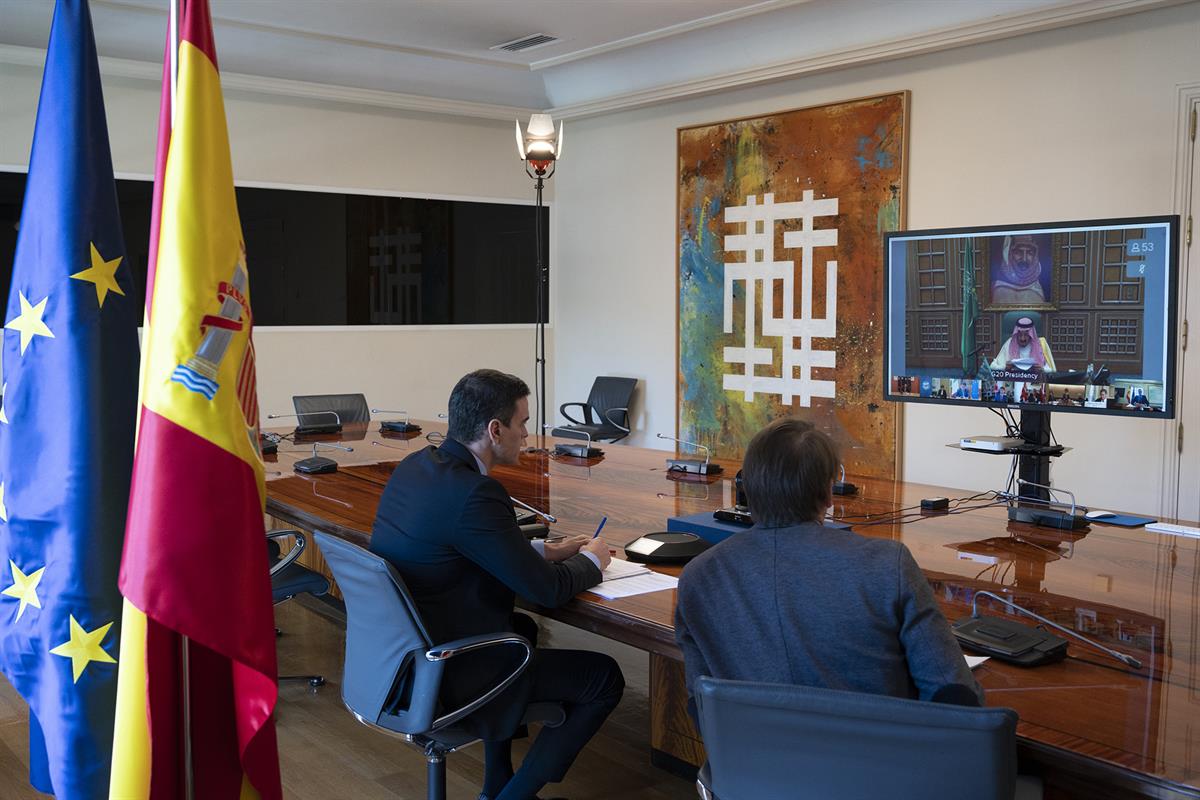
[109,0,280,797]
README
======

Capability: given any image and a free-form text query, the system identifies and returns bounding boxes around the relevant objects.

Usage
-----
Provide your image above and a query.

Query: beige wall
[0,62,553,424]
[553,3,1200,515]
[252,326,539,423]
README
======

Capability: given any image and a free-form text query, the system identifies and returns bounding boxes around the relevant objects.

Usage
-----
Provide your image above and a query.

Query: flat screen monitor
[884,215,1178,418]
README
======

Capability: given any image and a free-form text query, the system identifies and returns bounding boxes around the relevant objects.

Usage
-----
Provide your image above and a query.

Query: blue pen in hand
[592,516,608,539]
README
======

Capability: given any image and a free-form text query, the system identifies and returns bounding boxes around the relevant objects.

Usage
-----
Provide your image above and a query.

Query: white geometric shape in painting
[721,190,838,407]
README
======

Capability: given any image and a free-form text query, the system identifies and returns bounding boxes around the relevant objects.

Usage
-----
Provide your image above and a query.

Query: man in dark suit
[675,418,982,720]
[371,369,623,800]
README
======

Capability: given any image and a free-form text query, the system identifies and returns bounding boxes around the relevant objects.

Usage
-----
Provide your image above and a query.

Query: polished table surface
[264,421,1200,799]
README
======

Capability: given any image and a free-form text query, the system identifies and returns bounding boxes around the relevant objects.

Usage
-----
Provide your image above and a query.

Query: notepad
[965,655,989,670]
[600,558,650,582]
[589,572,679,600]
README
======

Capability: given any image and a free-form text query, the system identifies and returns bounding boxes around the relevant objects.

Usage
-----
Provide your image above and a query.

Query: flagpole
[169,0,179,130]
[167,3,193,799]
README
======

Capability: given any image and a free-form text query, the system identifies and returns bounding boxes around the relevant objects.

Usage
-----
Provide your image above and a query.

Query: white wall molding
[546,0,1192,119]
[0,44,538,122]
[92,0,529,72]
[527,0,802,70]
[1160,81,1200,519]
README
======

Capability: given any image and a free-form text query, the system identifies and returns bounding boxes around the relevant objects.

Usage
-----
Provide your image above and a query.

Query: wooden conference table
[264,421,1200,800]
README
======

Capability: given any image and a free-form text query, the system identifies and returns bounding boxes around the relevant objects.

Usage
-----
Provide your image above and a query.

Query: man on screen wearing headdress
[990,316,1057,374]
[992,235,1047,305]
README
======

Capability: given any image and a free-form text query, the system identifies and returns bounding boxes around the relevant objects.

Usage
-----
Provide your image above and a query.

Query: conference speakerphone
[959,435,1024,452]
[624,531,711,564]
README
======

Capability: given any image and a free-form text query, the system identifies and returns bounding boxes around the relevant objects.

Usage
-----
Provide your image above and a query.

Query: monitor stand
[1018,410,1052,502]
[1009,409,1087,529]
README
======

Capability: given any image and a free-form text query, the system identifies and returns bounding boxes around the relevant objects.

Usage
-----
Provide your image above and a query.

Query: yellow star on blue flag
[2,561,45,621]
[70,243,125,308]
[4,292,55,356]
[49,615,116,682]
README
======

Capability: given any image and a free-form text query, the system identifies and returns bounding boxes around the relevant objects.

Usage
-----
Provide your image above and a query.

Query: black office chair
[268,530,329,688]
[292,393,371,426]
[314,532,565,800]
[553,376,637,443]
[694,676,1039,800]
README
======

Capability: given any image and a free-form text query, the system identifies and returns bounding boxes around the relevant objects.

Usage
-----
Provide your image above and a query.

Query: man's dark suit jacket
[371,437,602,739]
[675,521,983,712]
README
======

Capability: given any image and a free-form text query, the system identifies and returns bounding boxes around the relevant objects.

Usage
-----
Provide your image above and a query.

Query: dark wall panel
[0,171,548,326]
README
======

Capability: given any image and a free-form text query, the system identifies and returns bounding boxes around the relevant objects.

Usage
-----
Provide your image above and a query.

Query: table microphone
[832,464,858,495]
[288,440,353,475]
[371,440,409,452]
[510,495,557,524]
[371,407,421,434]
[544,424,602,458]
[266,410,342,436]
[656,433,722,475]
[957,590,1142,669]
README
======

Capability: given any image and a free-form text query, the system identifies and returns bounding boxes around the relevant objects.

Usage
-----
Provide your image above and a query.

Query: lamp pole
[531,167,549,439]
[516,114,563,446]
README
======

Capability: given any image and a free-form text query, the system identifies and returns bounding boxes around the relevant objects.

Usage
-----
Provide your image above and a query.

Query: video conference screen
[884,216,1178,418]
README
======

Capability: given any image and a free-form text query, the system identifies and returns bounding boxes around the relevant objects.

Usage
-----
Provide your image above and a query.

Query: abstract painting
[677,92,907,476]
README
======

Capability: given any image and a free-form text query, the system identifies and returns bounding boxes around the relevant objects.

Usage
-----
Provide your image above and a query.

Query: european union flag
[0,0,139,796]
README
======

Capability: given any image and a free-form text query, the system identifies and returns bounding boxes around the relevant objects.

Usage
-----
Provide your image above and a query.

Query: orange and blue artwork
[676,93,907,476]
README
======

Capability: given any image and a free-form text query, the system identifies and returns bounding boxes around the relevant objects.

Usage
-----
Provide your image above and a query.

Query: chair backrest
[314,533,445,735]
[696,677,1018,800]
[293,393,371,425]
[586,377,637,428]
[1000,310,1044,339]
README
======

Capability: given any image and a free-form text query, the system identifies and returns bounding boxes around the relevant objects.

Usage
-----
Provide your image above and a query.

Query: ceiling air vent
[491,33,559,53]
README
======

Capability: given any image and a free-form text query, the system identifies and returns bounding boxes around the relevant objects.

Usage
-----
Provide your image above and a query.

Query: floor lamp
[515,114,563,443]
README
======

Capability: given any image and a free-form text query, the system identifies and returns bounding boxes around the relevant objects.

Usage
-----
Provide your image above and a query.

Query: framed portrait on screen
[982,232,1057,310]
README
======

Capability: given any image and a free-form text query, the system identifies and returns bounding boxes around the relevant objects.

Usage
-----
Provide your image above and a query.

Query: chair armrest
[696,763,719,800]
[424,634,533,731]
[267,529,306,577]
[602,406,631,434]
[558,402,590,426]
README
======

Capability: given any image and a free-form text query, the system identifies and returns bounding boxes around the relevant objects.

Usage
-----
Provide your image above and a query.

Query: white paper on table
[965,655,989,670]
[601,558,651,582]
[589,572,679,599]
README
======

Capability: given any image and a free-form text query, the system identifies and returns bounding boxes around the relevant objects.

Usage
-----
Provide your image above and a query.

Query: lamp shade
[516,114,563,162]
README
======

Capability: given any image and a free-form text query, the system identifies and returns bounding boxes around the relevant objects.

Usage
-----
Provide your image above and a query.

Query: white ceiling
[0,0,1189,119]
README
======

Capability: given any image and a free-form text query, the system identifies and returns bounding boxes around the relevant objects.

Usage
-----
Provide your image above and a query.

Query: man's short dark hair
[741,417,839,526]
[447,369,530,444]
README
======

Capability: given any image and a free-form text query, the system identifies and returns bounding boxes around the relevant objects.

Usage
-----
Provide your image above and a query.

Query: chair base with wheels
[349,701,565,800]
[269,529,329,688]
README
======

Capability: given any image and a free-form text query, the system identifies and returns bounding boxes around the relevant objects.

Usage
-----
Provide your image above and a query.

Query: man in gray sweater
[674,418,982,716]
